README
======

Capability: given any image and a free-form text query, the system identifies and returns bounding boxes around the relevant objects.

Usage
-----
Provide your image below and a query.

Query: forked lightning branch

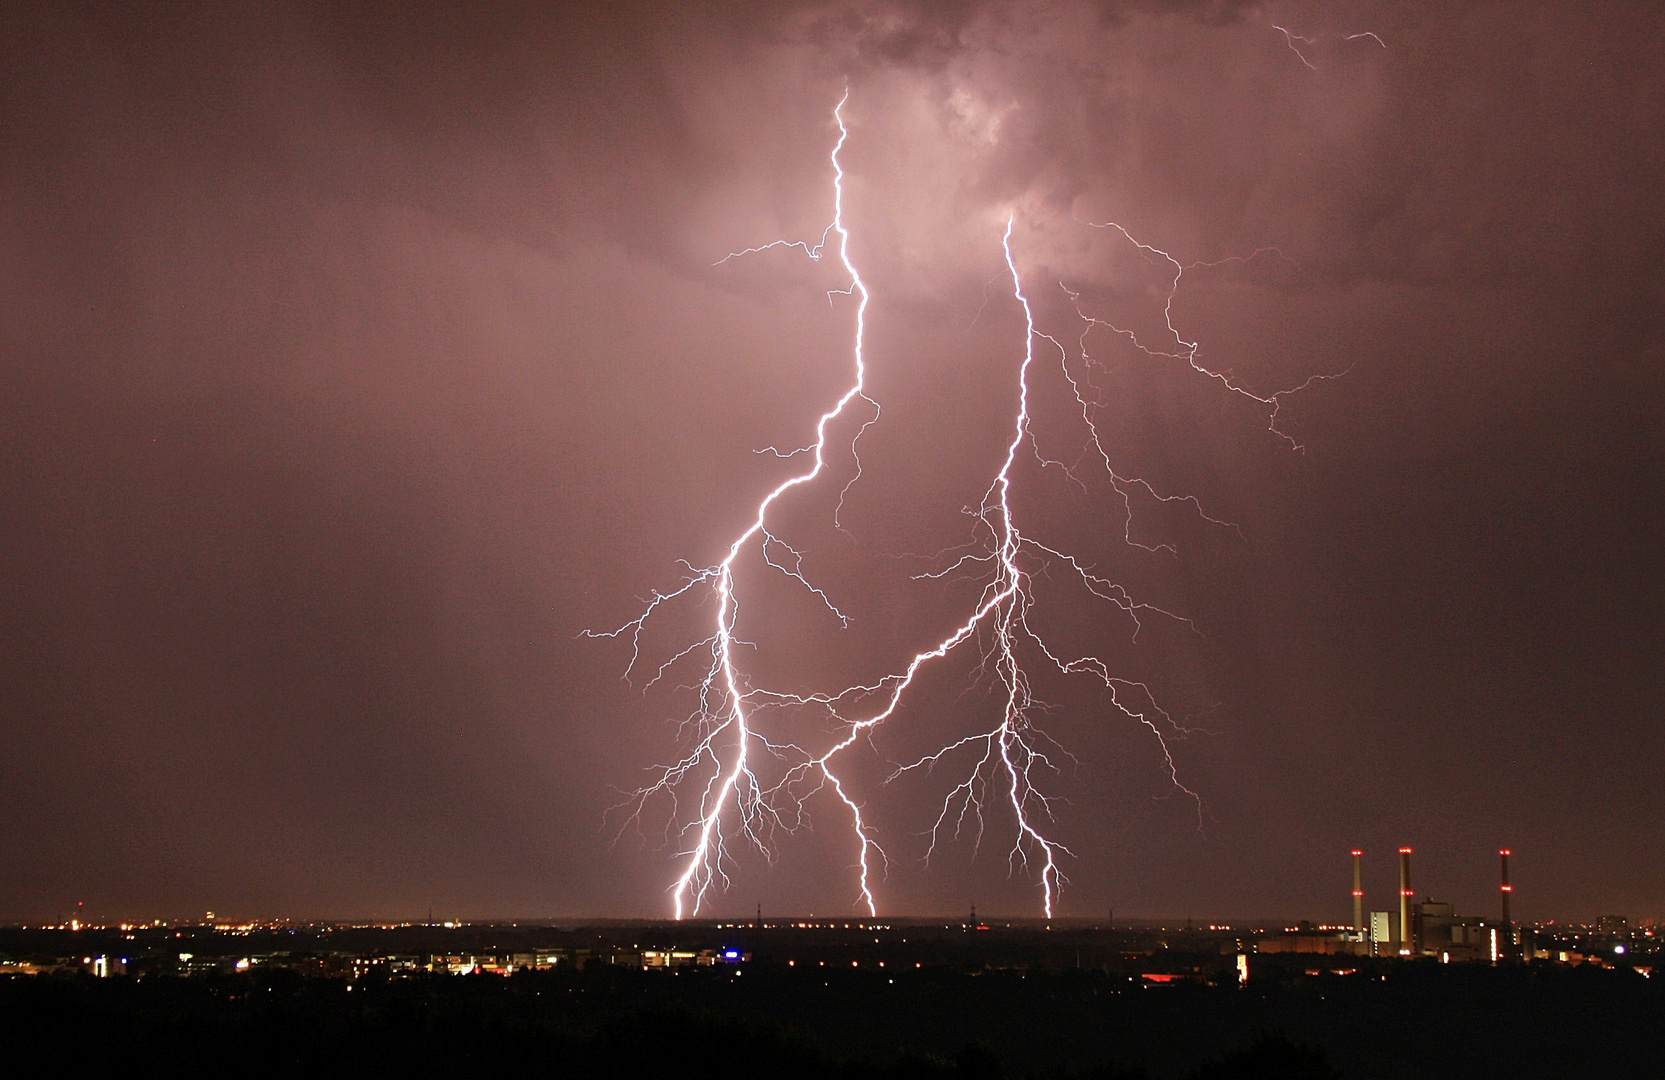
[588,94,1323,919]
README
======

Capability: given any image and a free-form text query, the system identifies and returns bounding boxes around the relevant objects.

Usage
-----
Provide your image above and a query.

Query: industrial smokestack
[1351,850,1364,934]
[1398,847,1413,956]
[1500,849,1512,927]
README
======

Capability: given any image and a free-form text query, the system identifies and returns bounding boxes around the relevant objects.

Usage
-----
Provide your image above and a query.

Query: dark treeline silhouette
[1,960,1657,1078]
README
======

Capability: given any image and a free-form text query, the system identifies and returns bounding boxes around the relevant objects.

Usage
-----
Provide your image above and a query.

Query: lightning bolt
[1272,23,1388,70]
[1072,220,1348,452]
[1271,24,1318,70]
[587,91,877,920]
[592,92,1330,919]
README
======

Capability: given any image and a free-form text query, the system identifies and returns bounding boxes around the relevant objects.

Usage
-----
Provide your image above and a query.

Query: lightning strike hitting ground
[586,92,877,920]
[590,95,1329,919]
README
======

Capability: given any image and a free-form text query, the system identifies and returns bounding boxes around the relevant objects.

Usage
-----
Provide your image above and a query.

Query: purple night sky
[2,2,1661,924]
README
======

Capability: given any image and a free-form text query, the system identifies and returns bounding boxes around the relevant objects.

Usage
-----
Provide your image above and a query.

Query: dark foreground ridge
[1,922,1658,1078]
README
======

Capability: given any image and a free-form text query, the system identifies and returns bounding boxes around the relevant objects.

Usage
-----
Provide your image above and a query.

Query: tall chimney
[1351,850,1364,934]
[1398,847,1413,956]
[1500,849,1512,927]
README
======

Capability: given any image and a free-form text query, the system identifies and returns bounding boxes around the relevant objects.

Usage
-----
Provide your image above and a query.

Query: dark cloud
[1098,0,1261,27]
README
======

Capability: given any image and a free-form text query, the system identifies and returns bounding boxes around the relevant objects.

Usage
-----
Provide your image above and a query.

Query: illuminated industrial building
[1357,847,1514,960]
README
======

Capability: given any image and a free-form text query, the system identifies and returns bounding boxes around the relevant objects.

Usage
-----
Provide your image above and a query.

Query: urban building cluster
[0,945,754,979]
[1,854,1654,982]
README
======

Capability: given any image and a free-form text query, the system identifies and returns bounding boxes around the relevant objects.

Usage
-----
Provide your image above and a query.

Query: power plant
[1341,847,1520,961]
